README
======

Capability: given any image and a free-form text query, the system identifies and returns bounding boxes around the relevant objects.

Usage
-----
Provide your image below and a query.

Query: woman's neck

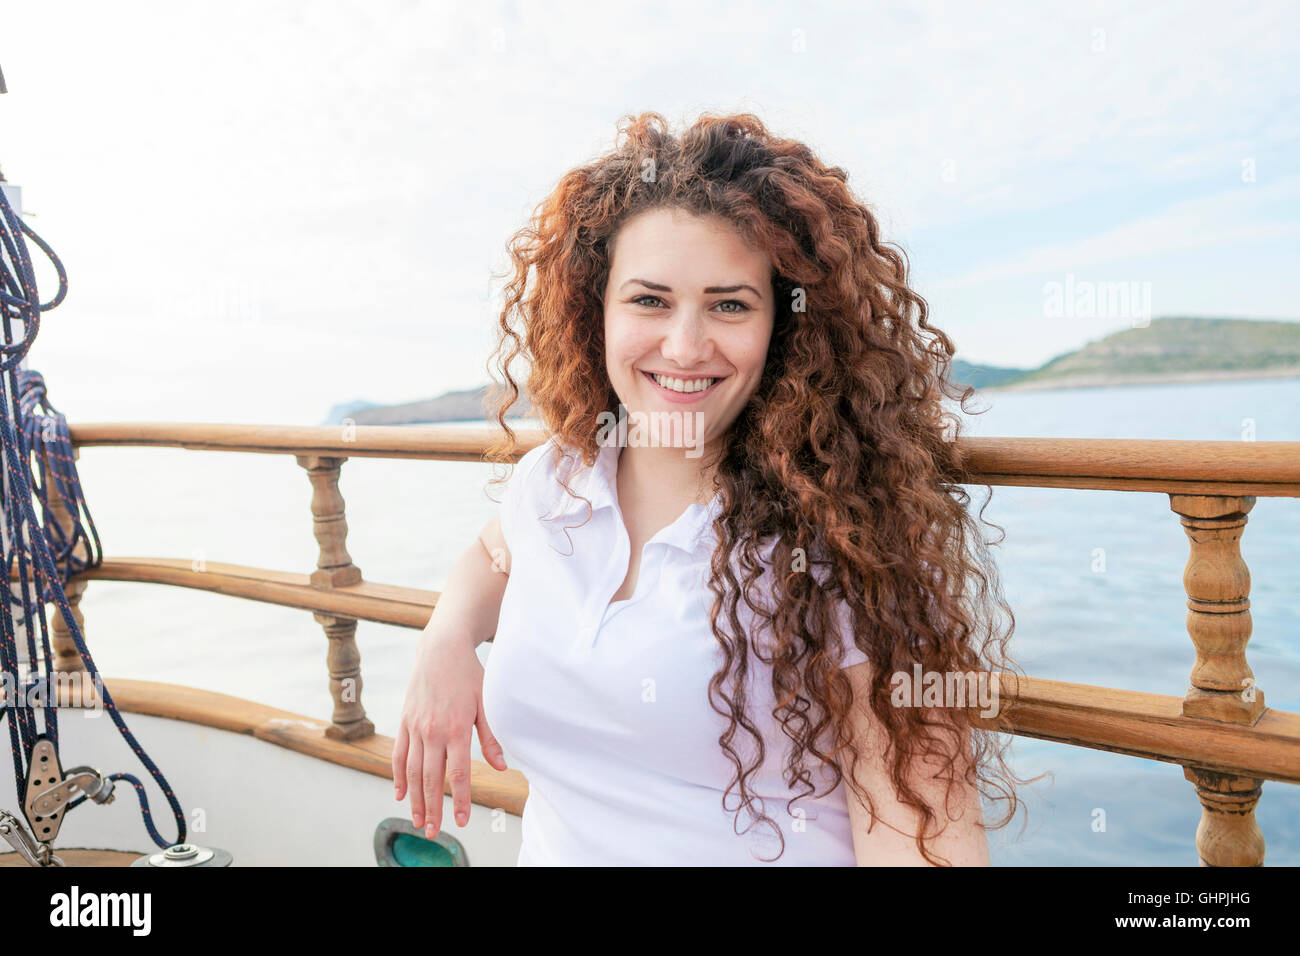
[616,442,720,509]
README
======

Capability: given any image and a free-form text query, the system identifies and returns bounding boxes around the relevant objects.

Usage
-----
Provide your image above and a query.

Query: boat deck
[0,849,141,866]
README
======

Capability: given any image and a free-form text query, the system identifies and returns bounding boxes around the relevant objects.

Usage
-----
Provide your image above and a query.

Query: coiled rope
[0,179,185,850]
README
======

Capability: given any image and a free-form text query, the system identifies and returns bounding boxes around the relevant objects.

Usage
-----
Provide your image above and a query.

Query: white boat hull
[10,705,524,867]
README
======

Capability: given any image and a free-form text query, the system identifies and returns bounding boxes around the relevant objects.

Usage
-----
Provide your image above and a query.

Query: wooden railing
[58,422,1300,866]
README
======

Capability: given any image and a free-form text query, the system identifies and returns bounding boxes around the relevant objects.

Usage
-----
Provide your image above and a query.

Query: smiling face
[602,207,776,454]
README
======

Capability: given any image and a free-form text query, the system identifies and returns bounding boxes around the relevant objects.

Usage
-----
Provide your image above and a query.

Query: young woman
[394,112,1026,866]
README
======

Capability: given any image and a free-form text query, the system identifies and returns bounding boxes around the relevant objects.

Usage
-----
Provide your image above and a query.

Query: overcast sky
[1,0,1296,425]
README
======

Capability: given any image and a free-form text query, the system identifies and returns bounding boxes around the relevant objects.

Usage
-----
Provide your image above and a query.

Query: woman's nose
[660,310,711,365]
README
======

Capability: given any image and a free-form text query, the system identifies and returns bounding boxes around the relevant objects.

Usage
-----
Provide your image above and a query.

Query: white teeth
[651,373,717,393]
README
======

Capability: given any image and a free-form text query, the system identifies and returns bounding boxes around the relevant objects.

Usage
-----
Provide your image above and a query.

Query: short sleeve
[496,439,552,555]
[750,539,871,670]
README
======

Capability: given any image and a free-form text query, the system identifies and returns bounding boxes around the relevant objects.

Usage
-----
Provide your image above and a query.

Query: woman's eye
[630,295,750,314]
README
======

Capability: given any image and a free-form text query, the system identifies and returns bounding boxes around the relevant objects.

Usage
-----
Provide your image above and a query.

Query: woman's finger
[407,733,427,830]
[422,733,448,839]
[444,734,473,828]
[392,720,411,799]
[476,708,508,772]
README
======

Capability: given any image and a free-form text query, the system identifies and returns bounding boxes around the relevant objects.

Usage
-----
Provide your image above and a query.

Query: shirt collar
[540,440,723,556]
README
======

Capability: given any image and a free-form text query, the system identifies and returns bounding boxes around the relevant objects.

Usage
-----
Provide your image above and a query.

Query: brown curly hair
[483,110,1033,865]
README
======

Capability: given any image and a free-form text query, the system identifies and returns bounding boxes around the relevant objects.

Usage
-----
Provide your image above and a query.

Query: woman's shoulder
[511,434,587,489]
[502,433,597,519]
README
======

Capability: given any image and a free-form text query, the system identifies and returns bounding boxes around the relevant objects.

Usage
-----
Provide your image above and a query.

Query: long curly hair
[483,110,1033,865]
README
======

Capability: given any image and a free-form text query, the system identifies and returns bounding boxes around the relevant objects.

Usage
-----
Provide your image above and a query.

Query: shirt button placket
[575,511,628,656]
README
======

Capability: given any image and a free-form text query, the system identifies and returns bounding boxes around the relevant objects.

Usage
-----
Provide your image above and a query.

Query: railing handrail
[66,422,1300,495]
[53,418,1300,865]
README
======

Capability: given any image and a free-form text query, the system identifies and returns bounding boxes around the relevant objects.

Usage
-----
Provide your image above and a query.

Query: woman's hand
[392,628,508,839]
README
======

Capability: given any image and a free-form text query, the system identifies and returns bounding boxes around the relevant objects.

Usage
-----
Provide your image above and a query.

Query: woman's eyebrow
[620,278,764,297]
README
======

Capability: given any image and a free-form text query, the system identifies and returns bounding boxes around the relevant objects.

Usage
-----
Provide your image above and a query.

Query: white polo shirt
[481,436,870,865]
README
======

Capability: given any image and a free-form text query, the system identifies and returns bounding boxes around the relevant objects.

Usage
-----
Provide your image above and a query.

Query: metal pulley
[132,843,233,867]
[22,736,115,845]
[0,736,119,866]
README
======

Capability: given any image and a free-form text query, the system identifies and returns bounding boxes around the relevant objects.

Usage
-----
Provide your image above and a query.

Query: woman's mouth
[640,369,726,403]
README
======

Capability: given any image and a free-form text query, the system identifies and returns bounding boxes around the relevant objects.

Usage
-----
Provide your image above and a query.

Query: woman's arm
[421,514,512,650]
[840,660,991,866]
[392,515,513,838]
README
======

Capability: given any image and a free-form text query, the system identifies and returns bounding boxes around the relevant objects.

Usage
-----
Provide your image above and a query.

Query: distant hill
[325,317,1299,423]
[949,359,1027,390]
[325,399,386,423]
[988,316,1300,391]
[323,385,533,425]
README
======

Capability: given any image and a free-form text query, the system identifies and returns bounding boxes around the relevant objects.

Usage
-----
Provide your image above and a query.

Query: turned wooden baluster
[43,444,90,674]
[49,579,87,674]
[297,454,374,741]
[1169,493,1266,867]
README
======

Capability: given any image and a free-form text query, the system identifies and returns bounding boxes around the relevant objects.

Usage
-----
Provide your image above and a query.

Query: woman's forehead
[608,217,771,287]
